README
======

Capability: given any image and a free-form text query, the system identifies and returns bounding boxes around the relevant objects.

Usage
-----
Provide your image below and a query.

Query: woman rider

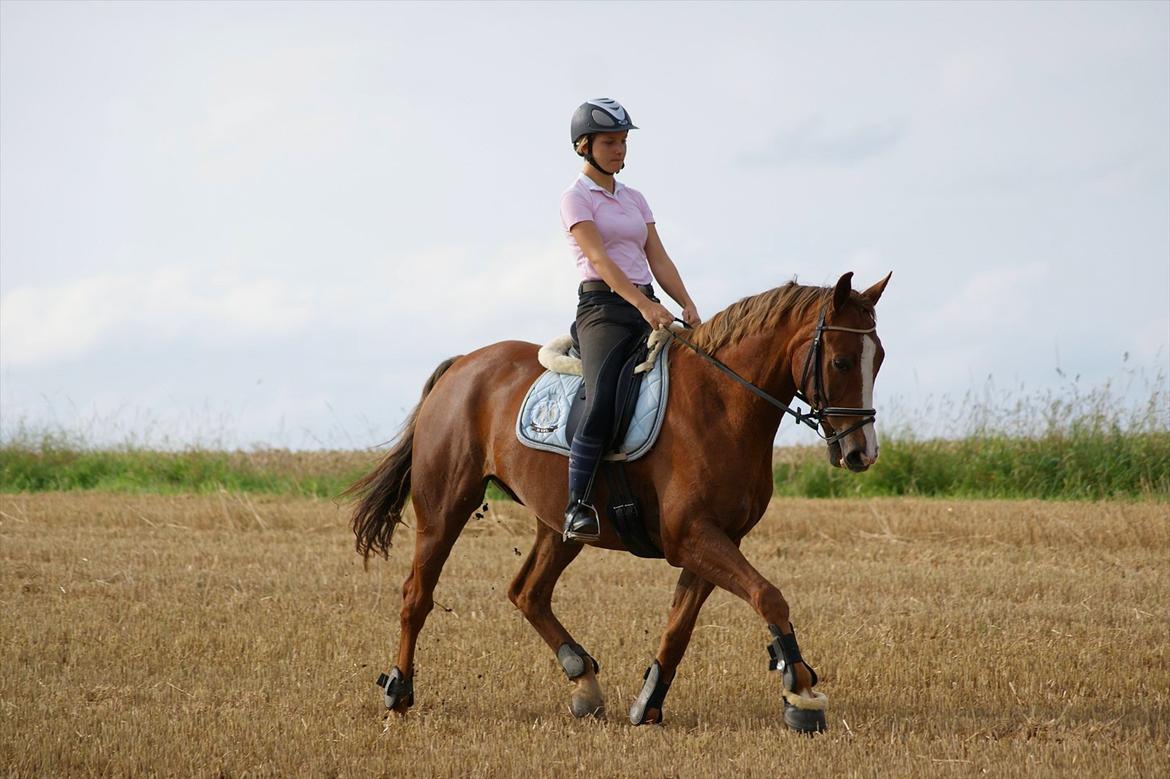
[560,98,701,542]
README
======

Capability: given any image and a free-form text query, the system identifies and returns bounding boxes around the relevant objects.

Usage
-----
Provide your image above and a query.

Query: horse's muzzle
[843,449,870,472]
[825,440,843,469]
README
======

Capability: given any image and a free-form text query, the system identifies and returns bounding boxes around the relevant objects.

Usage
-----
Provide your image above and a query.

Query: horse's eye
[832,357,851,371]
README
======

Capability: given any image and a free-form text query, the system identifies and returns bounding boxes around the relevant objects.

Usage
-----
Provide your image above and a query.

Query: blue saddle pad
[515,345,670,461]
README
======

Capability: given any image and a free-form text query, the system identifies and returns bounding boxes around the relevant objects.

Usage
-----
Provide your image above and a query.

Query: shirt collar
[578,172,624,196]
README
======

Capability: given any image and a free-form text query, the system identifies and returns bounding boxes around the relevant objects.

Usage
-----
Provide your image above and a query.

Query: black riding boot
[563,489,600,542]
[565,432,604,543]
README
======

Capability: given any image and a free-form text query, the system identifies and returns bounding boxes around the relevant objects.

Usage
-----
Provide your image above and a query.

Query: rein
[666,304,877,446]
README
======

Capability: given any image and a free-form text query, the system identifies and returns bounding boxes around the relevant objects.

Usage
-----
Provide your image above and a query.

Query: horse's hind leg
[629,570,715,725]
[381,485,481,713]
[507,523,603,718]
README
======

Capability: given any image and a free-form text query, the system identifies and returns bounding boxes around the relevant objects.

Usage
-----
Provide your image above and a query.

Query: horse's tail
[344,355,461,566]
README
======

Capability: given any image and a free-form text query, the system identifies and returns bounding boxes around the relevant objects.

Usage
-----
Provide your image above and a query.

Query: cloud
[0,268,315,366]
[928,263,1048,331]
[0,238,577,368]
[740,115,907,168]
[1133,316,1169,363]
[938,50,1009,103]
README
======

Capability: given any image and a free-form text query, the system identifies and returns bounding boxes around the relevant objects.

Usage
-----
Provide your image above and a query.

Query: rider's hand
[681,302,702,328]
[639,300,675,330]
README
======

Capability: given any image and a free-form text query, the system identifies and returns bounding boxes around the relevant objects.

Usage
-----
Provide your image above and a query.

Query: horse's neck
[708,321,804,427]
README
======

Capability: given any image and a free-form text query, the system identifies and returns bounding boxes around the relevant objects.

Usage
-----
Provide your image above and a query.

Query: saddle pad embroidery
[515,340,670,461]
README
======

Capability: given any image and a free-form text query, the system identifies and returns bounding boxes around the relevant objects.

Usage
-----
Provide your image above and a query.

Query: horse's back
[442,339,544,391]
[413,339,544,452]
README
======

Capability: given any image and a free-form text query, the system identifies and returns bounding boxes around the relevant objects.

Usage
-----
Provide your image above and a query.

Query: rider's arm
[644,224,695,311]
[569,221,657,313]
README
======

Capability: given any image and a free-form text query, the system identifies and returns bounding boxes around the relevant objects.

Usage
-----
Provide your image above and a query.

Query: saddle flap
[611,340,650,448]
[517,335,671,463]
[564,337,648,451]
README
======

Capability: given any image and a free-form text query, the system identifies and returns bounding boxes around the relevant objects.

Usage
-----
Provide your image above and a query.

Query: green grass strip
[772,432,1170,499]
[2,431,1166,500]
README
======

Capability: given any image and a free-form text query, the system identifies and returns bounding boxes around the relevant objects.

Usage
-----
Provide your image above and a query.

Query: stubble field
[1,492,1167,777]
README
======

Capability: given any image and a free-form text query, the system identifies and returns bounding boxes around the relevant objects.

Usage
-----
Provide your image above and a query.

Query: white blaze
[860,335,879,461]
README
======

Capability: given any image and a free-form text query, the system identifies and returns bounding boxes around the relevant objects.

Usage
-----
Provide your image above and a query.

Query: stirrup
[562,500,600,543]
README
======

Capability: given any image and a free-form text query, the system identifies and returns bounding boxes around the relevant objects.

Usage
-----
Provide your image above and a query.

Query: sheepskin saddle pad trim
[783,690,829,711]
[536,325,674,376]
[515,329,675,461]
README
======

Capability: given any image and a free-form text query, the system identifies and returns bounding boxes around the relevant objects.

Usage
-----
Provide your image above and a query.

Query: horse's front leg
[668,521,828,734]
[629,570,714,725]
[508,522,603,718]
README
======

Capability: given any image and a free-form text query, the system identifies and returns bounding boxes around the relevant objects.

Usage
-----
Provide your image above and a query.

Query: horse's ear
[832,272,854,311]
[861,272,892,306]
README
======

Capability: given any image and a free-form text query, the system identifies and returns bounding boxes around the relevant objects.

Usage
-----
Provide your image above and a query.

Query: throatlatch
[375,666,414,710]
[628,661,671,724]
[556,642,599,680]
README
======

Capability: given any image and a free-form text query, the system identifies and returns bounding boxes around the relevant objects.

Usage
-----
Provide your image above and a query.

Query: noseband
[667,303,877,446]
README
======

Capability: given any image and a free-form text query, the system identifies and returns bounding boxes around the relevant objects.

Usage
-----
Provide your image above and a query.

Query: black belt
[579,280,655,297]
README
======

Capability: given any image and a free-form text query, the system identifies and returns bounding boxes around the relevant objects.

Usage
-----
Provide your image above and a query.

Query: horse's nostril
[844,451,866,470]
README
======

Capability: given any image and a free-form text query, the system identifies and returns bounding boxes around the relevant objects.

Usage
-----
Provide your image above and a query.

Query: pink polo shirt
[560,173,655,285]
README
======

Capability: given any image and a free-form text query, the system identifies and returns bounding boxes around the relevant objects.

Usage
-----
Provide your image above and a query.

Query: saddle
[516,326,680,558]
[564,321,646,451]
[517,327,674,461]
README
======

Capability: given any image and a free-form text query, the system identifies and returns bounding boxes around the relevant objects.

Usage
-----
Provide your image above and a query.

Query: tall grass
[772,432,1168,499]
[774,364,1169,499]
[0,427,516,500]
[0,428,366,497]
[3,367,1167,499]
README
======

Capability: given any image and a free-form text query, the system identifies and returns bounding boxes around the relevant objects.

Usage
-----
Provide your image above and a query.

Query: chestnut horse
[347,271,890,733]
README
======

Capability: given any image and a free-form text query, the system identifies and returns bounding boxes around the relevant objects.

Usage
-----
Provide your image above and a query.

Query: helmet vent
[591,109,616,127]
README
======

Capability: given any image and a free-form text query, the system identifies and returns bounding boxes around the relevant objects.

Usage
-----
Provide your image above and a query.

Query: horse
[346,271,890,733]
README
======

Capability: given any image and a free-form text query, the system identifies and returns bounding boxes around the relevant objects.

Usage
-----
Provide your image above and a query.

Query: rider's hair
[574,136,590,157]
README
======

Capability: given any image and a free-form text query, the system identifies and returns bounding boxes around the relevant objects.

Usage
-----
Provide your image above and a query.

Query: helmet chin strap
[586,155,615,175]
[584,137,620,176]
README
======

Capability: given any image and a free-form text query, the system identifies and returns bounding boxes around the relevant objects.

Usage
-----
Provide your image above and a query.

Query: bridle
[666,302,877,447]
[793,303,877,446]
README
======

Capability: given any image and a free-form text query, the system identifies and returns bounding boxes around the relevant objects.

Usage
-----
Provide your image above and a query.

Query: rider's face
[590,131,627,172]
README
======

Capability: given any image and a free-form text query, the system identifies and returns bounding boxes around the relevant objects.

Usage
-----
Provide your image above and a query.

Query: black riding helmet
[571,98,638,176]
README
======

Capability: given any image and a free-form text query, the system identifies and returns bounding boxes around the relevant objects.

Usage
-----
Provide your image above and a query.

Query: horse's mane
[681,280,874,353]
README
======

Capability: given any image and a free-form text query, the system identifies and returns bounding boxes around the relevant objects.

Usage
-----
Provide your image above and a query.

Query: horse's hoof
[782,688,828,734]
[569,669,605,719]
[569,698,605,719]
[783,702,826,734]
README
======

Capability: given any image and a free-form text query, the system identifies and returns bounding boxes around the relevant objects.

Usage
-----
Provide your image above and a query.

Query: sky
[1,1,1167,449]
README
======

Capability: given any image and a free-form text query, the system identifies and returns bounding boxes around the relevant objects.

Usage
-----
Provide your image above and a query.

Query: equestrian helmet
[571,98,638,146]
